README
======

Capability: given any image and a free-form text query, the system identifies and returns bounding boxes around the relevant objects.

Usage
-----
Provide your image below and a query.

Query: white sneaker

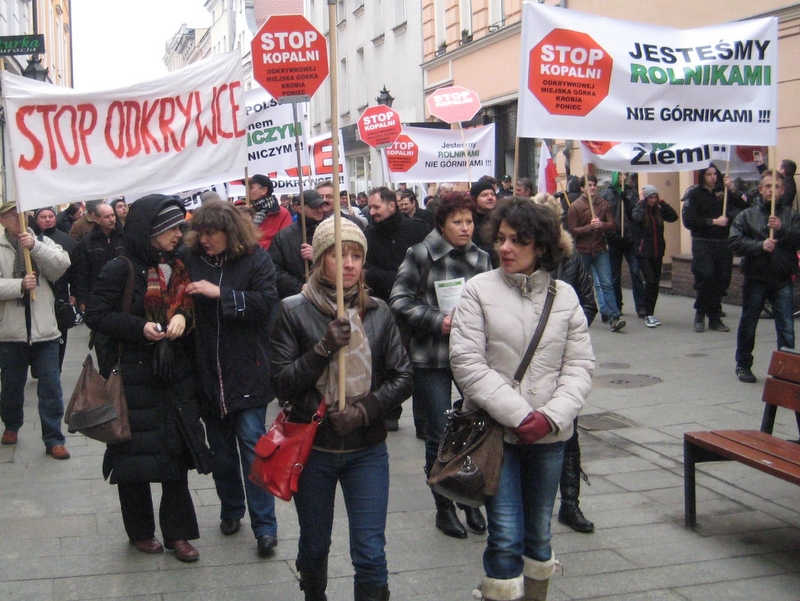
[645,316,658,328]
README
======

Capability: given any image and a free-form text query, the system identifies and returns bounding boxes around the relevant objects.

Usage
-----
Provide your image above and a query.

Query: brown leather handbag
[64,257,134,445]
[428,277,557,507]
[64,354,131,444]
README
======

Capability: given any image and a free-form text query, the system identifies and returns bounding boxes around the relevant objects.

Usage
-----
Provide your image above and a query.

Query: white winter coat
[0,231,70,343]
[449,267,594,443]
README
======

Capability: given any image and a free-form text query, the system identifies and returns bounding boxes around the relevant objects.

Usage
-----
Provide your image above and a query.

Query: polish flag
[537,142,558,195]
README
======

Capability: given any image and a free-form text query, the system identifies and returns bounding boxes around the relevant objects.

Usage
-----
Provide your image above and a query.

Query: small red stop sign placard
[385,134,418,173]
[357,105,402,149]
[251,15,329,102]
[528,29,612,117]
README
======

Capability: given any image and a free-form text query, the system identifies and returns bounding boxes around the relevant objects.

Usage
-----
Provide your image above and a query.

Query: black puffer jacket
[186,246,278,418]
[85,195,212,483]
[365,210,429,301]
[729,197,800,283]
[269,294,413,451]
[632,200,679,261]
[73,223,125,306]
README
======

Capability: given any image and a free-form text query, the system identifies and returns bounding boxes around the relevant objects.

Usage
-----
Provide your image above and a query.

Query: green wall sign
[0,35,45,56]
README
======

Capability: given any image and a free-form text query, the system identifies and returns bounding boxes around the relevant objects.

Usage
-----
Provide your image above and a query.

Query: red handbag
[249,400,327,502]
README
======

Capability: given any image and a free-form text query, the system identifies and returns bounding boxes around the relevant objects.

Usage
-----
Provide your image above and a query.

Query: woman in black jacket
[85,194,211,563]
[632,185,679,327]
[184,200,280,558]
[269,217,413,601]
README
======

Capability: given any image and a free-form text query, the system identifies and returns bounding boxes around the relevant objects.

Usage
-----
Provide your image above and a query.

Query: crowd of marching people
[0,159,797,600]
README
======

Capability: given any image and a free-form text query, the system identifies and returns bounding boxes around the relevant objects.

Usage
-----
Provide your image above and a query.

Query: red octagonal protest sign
[426,86,482,124]
[357,105,402,149]
[385,134,418,173]
[583,141,618,156]
[528,29,612,117]
[251,15,329,103]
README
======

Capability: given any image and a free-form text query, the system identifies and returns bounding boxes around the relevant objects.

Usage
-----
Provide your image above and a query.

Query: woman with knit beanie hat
[269,217,413,601]
[85,195,212,563]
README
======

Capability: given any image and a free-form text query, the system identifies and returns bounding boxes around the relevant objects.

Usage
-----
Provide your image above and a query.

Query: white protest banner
[579,141,730,173]
[245,87,307,175]
[267,131,349,195]
[2,52,247,211]
[385,124,495,183]
[518,4,778,146]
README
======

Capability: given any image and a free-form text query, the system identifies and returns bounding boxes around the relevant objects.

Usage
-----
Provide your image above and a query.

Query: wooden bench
[684,348,800,528]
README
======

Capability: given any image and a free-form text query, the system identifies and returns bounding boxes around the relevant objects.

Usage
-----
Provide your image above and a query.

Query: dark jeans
[691,239,732,319]
[414,368,456,474]
[580,250,620,320]
[204,407,277,538]
[735,278,795,369]
[608,239,644,313]
[117,475,199,542]
[638,257,663,316]
[0,340,65,447]
[294,443,390,585]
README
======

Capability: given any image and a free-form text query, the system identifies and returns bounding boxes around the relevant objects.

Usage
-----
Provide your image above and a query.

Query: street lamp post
[375,86,394,108]
[22,55,49,82]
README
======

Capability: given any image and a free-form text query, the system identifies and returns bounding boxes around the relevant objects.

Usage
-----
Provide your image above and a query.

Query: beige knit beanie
[312,216,368,264]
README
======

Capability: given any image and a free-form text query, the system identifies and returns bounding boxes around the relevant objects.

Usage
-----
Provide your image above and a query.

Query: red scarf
[144,258,194,330]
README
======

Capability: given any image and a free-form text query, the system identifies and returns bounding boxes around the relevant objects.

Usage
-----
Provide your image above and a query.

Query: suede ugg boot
[472,575,524,601]
[522,553,556,601]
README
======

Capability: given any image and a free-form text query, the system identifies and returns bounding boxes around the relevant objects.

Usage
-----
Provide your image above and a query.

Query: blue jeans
[204,407,277,538]
[581,250,620,320]
[0,340,65,447]
[415,368,456,474]
[294,443,390,585]
[484,442,565,579]
[735,278,795,369]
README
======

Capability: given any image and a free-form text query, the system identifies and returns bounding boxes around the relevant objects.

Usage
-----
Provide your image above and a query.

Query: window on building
[340,58,349,113]
[434,0,445,48]
[460,0,472,36]
[337,0,346,23]
[489,0,505,26]
[373,0,383,38]
[356,47,367,108]
[395,0,405,26]
[353,0,365,9]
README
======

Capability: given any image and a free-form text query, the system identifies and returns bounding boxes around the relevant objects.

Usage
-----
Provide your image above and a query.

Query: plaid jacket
[389,228,491,369]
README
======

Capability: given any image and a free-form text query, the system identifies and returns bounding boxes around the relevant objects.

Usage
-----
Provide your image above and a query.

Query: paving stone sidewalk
[2,290,800,600]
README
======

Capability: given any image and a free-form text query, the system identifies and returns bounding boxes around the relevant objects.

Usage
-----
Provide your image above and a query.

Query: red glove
[511,411,552,445]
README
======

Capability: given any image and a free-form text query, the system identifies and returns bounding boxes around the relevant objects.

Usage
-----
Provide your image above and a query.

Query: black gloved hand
[327,402,365,437]
[323,318,351,354]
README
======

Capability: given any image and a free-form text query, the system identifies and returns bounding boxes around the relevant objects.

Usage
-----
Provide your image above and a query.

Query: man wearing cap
[469,180,498,258]
[74,202,126,375]
[32,207,78,371]
[269,190,328,299]
[497,175,514,198]
[0,202,72,458]
[250,174,292,251]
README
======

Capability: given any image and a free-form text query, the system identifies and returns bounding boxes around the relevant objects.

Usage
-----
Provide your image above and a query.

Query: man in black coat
[268,190,327,299]
[33,207,77,371]
[74,202,126,375]
[364,186,428,431]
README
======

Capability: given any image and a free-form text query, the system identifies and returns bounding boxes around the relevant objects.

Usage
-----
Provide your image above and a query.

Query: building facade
[420,0,800,258]
[0,0,73,203]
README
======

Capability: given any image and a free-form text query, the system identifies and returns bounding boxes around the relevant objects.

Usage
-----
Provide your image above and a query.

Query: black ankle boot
[298,559,328,601]
[354,581,390,601]
[434,493,467,538]
[458,503,486,533]
[558,438,595,534]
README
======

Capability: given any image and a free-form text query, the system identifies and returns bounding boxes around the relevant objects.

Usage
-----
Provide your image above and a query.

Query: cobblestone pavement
[2,290,800,600]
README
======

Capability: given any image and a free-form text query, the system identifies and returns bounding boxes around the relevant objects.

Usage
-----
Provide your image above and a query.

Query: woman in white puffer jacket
[449,198,595,601]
